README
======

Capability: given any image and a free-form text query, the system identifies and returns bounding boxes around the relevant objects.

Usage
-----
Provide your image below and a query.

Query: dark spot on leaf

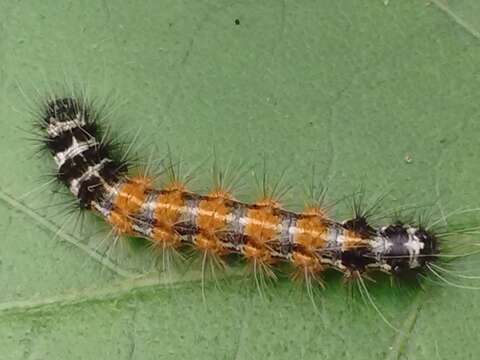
[234,19,240,25]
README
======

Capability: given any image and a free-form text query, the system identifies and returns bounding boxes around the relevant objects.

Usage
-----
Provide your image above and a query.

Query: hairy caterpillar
[37,95,460,292]
[29,89,480,333]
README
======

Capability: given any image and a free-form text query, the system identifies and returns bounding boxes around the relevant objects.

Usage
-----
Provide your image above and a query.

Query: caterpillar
[36,95,460,294]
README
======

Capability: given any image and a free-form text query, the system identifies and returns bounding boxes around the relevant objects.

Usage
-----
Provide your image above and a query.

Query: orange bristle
[150,227,182,248]
[194,234,227,256]
[291,251,323,276]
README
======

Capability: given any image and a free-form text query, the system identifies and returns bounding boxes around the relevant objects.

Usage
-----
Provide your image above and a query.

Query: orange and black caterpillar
[37,96,443,286]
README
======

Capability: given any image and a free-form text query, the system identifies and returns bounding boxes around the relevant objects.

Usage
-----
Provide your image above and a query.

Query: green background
[1,0,480,359]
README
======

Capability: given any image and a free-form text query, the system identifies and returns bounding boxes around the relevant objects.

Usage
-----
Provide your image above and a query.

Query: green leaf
[1,1,480,359]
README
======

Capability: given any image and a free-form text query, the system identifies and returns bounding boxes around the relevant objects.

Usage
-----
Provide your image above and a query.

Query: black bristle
[99,159,129,184]
[343,216,375,238]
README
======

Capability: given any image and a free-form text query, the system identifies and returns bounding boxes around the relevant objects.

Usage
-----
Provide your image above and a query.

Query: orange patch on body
[114,176,151,215]
[294,215,327,251]
[242,204,279,271]
[105,176,152,236]
[196,197,230,233]
[341,230,369,251]
[244,206,280,244]
[153,190,185,227]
